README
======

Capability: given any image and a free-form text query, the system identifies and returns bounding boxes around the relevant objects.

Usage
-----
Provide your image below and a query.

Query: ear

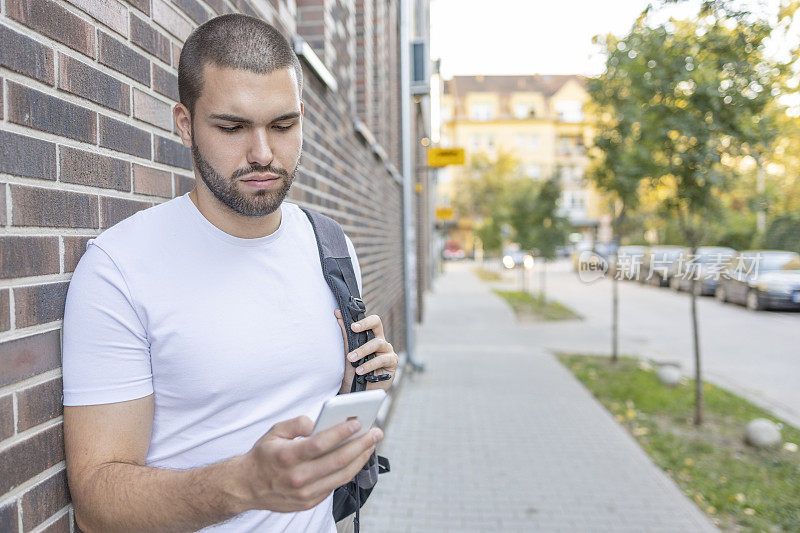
[174,103,192,148]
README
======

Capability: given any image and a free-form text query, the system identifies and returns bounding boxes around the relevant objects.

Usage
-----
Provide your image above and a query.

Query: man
[62,14,398,532]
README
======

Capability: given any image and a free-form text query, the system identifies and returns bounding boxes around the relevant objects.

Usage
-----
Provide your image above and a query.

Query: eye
[218,125,241,133]
[273,123,295,131]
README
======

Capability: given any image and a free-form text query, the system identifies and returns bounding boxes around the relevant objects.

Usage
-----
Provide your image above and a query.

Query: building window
[529,134,540,150]
[514,103,535,119]
[487,134,495,149]
[471,134,481,150]
[555,100,583,122]
[470,103,494,121]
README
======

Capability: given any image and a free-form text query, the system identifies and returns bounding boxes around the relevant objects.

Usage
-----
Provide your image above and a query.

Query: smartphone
[311,389,386,447]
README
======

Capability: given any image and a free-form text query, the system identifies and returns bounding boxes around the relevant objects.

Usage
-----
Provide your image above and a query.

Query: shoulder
[91,195,187,265]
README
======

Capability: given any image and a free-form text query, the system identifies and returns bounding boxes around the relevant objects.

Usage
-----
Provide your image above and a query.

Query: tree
[507,176,569,301]
[452,151,522,255]
[590,0,791,425]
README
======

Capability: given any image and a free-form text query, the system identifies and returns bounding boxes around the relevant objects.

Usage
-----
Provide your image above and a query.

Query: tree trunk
[612,258,619,364]
[690,244,704,426]
[540,260,547,303]
[520,265,527,293]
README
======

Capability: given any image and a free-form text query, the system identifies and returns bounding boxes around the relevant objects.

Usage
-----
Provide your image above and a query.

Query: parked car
[571,241,612,272]
[613,245,647,281]
[442,241,466,261]
[669,246,736,295]
[639,246,685,287]
[502,248,533,269]
[715,250,800,310]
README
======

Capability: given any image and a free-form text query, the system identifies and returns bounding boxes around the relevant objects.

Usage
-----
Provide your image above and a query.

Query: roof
[442,75,587,97]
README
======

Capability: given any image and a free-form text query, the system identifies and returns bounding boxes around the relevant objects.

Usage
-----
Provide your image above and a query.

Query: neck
[188,187,282,239]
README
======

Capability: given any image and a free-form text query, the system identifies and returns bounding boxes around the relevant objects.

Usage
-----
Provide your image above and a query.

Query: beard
[191,138,298,217]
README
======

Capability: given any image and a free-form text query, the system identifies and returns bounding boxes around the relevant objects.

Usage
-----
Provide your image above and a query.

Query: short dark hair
[178,14,303,114]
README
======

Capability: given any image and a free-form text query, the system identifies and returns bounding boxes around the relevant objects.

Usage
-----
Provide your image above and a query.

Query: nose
[247,128,274,167]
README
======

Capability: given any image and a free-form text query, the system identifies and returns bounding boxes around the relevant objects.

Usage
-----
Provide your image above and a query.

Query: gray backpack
[302,209,391,532]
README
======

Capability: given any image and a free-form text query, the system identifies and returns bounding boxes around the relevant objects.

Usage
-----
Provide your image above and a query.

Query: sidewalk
[360,263,716,532]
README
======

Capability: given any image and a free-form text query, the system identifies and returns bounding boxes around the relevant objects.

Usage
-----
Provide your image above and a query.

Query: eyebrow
[209,112,301,124]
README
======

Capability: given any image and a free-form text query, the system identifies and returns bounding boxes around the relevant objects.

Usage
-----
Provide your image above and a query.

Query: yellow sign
[428,148,465,167]
[435,206,454,221]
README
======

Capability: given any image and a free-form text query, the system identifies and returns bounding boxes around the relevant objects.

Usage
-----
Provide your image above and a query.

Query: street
[501,259,800,428]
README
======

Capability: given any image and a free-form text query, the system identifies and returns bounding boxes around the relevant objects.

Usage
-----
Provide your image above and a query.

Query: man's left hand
[334,310,398,393]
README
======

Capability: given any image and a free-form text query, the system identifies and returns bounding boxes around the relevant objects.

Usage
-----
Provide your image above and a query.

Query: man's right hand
[238,415,382,512]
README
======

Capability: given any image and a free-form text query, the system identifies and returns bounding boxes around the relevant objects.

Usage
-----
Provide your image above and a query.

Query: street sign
[428,148,465,167]
[435,206,454,221]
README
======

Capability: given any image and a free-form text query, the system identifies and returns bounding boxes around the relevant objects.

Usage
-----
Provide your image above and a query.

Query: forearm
[72,454,252,533]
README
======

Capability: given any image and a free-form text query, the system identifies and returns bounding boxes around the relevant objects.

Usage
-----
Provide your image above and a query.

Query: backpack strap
[301,208,390,391]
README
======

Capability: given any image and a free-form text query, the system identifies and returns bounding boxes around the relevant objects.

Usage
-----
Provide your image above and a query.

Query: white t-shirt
[62,193,361,532]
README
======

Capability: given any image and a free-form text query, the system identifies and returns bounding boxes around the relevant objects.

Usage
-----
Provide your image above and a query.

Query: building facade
[437,75,606,253]
[0,0,429,529]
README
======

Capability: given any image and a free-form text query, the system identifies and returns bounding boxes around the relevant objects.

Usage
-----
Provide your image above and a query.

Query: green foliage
[453,152,569,256]
[507,176,570,260]
[761,212,800,252]
[589,1,789,245]
[559,354,800,532]
[494,290,581,321]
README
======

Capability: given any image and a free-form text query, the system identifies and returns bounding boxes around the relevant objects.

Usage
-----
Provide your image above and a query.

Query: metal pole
[400,0,424,372]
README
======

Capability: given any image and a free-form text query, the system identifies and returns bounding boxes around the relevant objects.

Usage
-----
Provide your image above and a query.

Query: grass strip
[473,267,502,282]
[494,290,581,321]
[557,354,800,532]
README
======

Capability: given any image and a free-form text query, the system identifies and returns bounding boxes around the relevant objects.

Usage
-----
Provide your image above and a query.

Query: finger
[347,338,392,363]
[293,418,362,461]
[355,353,398,375]
[295,429,382,494]
[333,309,349,353]
[268,416,314,440]
[351,314,384,339]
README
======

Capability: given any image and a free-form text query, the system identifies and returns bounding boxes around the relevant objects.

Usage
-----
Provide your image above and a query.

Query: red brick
[172,43,182,67]
[0,330,61,388]
[153,63,179,101]
[11,185,99,229]
[153,0,193,42]
[7,81,96,144]
[0,290,9,332]
[133,165,172,197]
[174,173,196,196]
[60,146,131,192]
[155,135,192,170]
[14,283,69,329]
[16,377,63,433]
[131,14,171,64]
[0,423,64,495]
[99,31,151,86]
[133,88,172,131]
[65,0,128,37]
[100,196,151,229]
[7,0,96,58]
[59,54,130,114]
[0,237,60,279]
[0,24,55,85]
[172,0,210,24]
[0,131,57,181]
[99,115,152,160]
[21,469,69,530]
[63,237,93,273]
[127,0,150,16]
[0,395,13,441]
[41,512,71,533]
[0,501,18,533]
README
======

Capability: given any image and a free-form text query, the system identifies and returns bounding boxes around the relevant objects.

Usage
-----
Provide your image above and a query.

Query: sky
[429,0,790,79]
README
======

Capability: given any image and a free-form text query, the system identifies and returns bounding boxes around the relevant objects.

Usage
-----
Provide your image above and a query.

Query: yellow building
[436,75,609,253]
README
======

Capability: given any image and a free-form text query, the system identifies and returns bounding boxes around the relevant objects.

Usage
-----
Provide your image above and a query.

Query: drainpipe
[400,0,424,372]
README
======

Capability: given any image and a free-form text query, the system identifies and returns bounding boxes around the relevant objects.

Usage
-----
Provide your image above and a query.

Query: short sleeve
[344,235,362,295]
[62,242,153,406]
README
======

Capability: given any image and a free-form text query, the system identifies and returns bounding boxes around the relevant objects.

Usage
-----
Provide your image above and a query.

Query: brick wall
[0,0,407,529]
